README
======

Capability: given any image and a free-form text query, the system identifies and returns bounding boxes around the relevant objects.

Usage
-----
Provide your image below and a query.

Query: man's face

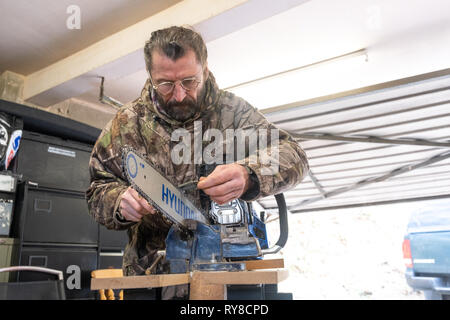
[149,49,207,122]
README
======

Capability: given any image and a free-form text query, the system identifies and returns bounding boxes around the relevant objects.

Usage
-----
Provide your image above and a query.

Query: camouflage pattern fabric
[86,71,309,279]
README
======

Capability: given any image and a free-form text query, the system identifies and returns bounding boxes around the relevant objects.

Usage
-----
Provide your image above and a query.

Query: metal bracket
[98,76,124,109]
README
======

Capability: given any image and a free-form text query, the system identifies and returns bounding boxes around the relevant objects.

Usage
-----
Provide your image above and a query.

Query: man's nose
[172,83,187,102]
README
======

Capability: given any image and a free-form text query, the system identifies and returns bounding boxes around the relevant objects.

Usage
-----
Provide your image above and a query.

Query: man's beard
[155,85,206,122]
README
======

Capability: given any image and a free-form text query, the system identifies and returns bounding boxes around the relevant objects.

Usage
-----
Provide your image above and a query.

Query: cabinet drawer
[19,245,98,300]
[21,187,98,245]
[13,131,92,192]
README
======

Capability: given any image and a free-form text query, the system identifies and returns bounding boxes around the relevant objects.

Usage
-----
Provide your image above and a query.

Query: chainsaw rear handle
[262,193,288,255]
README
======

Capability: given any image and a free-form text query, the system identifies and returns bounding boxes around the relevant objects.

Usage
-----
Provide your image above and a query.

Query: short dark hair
[144,26,208,72]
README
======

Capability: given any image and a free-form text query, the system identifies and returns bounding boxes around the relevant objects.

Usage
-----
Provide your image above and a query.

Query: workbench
[91,259,287,300]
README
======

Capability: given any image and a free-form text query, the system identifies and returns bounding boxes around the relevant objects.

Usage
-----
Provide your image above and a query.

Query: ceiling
[260,70,450,212]
[2,0,449,117]
[0,0,182,75]
[1,0,449,212]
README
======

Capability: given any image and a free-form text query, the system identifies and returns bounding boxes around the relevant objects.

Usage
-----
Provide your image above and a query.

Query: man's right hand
[118,187,156,222]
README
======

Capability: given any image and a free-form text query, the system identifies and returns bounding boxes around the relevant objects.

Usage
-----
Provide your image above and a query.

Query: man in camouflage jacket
[86,26,309,291]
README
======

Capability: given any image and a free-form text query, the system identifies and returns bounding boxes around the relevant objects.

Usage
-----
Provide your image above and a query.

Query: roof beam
[290,131,450,148]
[308,170,327,197]
[22,0,249,102]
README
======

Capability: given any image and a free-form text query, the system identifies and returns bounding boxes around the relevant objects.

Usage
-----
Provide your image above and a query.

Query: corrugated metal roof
[260,69,450,213]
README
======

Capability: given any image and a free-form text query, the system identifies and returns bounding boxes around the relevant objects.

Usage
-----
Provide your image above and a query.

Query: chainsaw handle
[262,193,288,255]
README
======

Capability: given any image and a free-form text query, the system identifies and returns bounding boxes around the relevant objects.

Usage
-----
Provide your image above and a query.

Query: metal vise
[164,194,288,273]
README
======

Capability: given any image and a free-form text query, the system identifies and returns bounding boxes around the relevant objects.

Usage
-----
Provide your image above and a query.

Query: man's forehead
[151,49,202,80]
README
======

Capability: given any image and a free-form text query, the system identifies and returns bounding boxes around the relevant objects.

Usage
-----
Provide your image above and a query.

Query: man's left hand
[197,164,250,205]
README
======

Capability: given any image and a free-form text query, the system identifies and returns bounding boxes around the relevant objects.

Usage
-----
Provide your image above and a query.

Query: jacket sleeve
[231,95,309,201]
[85,116,134,231]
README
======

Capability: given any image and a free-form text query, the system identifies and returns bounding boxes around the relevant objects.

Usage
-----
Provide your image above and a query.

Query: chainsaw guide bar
[122,147,209,230]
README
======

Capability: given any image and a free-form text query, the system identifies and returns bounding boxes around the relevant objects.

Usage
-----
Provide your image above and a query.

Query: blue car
[403,201,450,300]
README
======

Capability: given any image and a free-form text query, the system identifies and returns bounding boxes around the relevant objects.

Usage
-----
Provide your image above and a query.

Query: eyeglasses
[149,74,201,96]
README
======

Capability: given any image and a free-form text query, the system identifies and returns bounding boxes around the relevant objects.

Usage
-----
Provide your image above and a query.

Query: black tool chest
[0,100,129,300]
[9,130,128,299]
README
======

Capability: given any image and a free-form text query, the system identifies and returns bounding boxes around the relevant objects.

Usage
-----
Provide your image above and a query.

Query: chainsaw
[123,147,288,273]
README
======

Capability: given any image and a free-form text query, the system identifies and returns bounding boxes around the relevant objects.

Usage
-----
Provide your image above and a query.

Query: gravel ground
[266,201,426,300]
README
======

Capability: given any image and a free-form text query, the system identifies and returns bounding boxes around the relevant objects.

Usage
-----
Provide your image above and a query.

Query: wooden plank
[91,269,123,279]
[90,273,189,290]
[91,268,288,295]
[195,269,289,286]
[234,258,284,270]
